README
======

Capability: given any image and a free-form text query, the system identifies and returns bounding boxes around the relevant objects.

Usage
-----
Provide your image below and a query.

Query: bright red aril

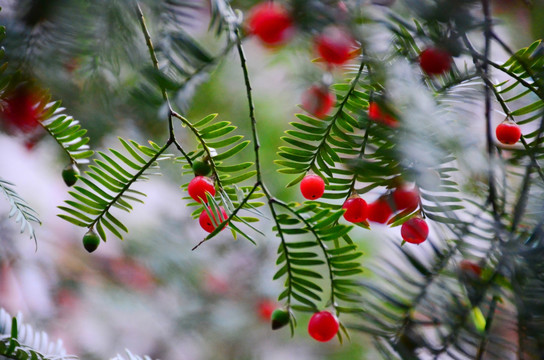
[342,196,368,223]
[419,47,452,75]
[1,87,41,133]
[367,198,393,223]
[300,174,325,200]
[401,218,429,244]
[257,299,277,321]
[459,259,482,278]
[496,121,521,145]
[199,206,228,233]
[301,85,335,119]
[247,3,294,45]
[368,102,398,127]
[392,186,419,212]
[308,311,339,342]
[187,176,216,203]
[315,26,355,65]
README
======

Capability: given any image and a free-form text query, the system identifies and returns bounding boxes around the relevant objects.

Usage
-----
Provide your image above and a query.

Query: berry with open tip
[392,186,419,212]
[315,26,355,65]
[301,85,335,119]
[247,2,294,46]
[496,120,521,145]
[367,198,393,224]
[300,174,325,200]
[419,47,452,75]
[188,176,216,203]
[342,196,368,223]
[199,206,228,233]
[401,218,429,244]
[368,102,398,127]
[308,311,339,342]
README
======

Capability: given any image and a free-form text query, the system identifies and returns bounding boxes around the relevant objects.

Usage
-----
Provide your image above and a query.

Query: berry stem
[191,183,260,250]
[272,199,338,316]
[135,1,193,167]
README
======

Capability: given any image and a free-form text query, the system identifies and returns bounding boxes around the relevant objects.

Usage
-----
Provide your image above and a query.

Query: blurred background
[0,0,540,359]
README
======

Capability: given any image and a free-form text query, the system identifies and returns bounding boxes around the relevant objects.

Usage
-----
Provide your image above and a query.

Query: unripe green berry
[62,163,80,187]
[192,159,212,176]
[271,309,289,330]
[82,229,100,253]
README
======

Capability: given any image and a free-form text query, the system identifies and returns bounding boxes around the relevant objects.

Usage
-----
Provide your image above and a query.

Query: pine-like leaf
[58,137,171,241]
[0,308,76,360]
[0,177,40,243]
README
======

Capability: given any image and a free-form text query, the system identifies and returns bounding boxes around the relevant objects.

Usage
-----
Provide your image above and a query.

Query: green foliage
[0,177,40,243]
[58,138,171,242]
[40,101,94,165]
[0,308,76,360]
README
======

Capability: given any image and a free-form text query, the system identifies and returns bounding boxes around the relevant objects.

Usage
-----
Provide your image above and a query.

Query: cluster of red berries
[300,174,428,244]
[247,3,355,65]
[247,2,357,120]
[187,160,228,233]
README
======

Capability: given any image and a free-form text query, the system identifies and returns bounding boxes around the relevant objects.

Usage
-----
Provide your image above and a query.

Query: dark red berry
[188,176,216,203]
[308,311,339,342]
[301,85,335,119]
[300,174,325,200]
[368,102,398,127]
[342,196,368,223]
[496,121,521,145]
[1,87,41,133]
[419,47,452,75]
[247,3,294,45]
[392,186,419,212]
[315,27,355,65]
[459,260,482,278]
[199,206,228,233]
[367,198,393,224]
[401,218,429,244]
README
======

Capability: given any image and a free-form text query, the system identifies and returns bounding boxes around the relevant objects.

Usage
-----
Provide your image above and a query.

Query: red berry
[401,218,429,244]
[247,3,294,45]
[459,259,482,278]
[368,102,398,127]
[300,174,325,200]
[315,27,355,65]
[308,311,339,342]
[199,206,228,233]
[342,197,368,223]
[367,198,393,224]
[419,47,452,75]
[496,121,521,145]
[257,299,276,321]
[188,176,216,203]
[392,186,419,212]
[301,85,335,119]
[1,87,41,133]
